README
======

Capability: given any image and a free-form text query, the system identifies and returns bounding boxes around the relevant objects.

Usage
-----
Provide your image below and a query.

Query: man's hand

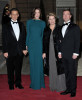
[42,53,46,59]
[4,53,8,58]
[72,55,78,59]
[58,53,62,59]
[23,50,28,55]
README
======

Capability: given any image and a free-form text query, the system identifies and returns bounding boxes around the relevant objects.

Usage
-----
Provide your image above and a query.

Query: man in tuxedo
[58,9,80,97]
[2,8,27,90]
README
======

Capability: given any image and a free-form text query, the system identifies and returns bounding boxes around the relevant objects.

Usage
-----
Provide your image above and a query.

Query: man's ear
[70,14,72,18]
[18,14,19,17]
[10,14,11,18]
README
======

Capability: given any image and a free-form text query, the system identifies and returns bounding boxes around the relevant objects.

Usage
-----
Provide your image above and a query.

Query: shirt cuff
[58,52,61,54]
[73,53,79,56]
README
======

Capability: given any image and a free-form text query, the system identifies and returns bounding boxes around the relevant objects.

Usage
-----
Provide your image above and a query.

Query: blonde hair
[47,13,56,20]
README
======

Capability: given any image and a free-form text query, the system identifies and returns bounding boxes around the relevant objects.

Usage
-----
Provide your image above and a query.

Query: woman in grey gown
[42,13,66,92]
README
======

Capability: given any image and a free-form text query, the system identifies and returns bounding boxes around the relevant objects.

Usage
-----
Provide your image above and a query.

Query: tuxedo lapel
[18,22,21,41]
[64,23,72,38]
[8,22,17,40]
[61,26,64,39]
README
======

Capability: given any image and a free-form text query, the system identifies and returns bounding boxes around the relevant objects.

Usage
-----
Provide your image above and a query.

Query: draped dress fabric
[49,31,66,92]
[26,19,45,90]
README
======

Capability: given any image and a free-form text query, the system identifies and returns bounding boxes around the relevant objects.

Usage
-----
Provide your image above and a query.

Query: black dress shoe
[60,90,71,95]
[70,92,76,97]
[9,85,14,90]
[15,84,24,89]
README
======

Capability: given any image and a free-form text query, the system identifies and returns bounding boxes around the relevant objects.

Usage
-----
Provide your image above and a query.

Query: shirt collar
[11,19,17,22]
[64,20,71,24]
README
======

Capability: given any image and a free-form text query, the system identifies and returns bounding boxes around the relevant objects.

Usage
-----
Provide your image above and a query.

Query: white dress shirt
[11,19,20,41]
[62,20,70,38]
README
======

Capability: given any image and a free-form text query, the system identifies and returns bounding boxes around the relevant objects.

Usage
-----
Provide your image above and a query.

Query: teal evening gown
[26,19,45,90]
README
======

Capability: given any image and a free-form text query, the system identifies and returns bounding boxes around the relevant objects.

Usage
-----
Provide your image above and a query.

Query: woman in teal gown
[26,8,45,90]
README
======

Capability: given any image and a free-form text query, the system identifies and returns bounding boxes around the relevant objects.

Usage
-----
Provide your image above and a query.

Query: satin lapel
[61,25,64,39]
[64,23,72,38]
[8,22,17,40]
[18,22,21,41]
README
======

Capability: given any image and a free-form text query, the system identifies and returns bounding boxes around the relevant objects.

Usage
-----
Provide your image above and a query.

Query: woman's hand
[26,46,28,51]
[4,52,8,58]
[23,50,28,55]
[42,53,46,59]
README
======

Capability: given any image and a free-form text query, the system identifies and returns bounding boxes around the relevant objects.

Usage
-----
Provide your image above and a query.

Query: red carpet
[0,75,82,100]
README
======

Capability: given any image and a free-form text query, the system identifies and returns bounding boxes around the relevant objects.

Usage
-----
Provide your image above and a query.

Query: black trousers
[6,54,23,86]
[62,57,77,93]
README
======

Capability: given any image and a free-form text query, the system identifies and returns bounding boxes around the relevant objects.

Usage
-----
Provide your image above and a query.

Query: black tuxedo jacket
[2,21,26,57]
[59,22,80,58]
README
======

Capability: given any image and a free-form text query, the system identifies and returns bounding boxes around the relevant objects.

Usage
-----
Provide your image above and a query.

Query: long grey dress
[49,31,66,92]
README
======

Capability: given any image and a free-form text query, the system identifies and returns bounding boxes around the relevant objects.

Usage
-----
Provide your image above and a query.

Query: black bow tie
[63,22,70,26]
[11,20,18,24]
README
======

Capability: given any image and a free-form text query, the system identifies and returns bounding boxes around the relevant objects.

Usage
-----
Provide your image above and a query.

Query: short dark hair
[31,7,42,19]
[10,8,19,14]
[63,8,72,15]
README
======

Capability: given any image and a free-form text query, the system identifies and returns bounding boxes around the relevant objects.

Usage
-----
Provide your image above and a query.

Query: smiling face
[10,10,19,21]
[63,11,71,22]
[34,9,40,20]
[48,16,56,25]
